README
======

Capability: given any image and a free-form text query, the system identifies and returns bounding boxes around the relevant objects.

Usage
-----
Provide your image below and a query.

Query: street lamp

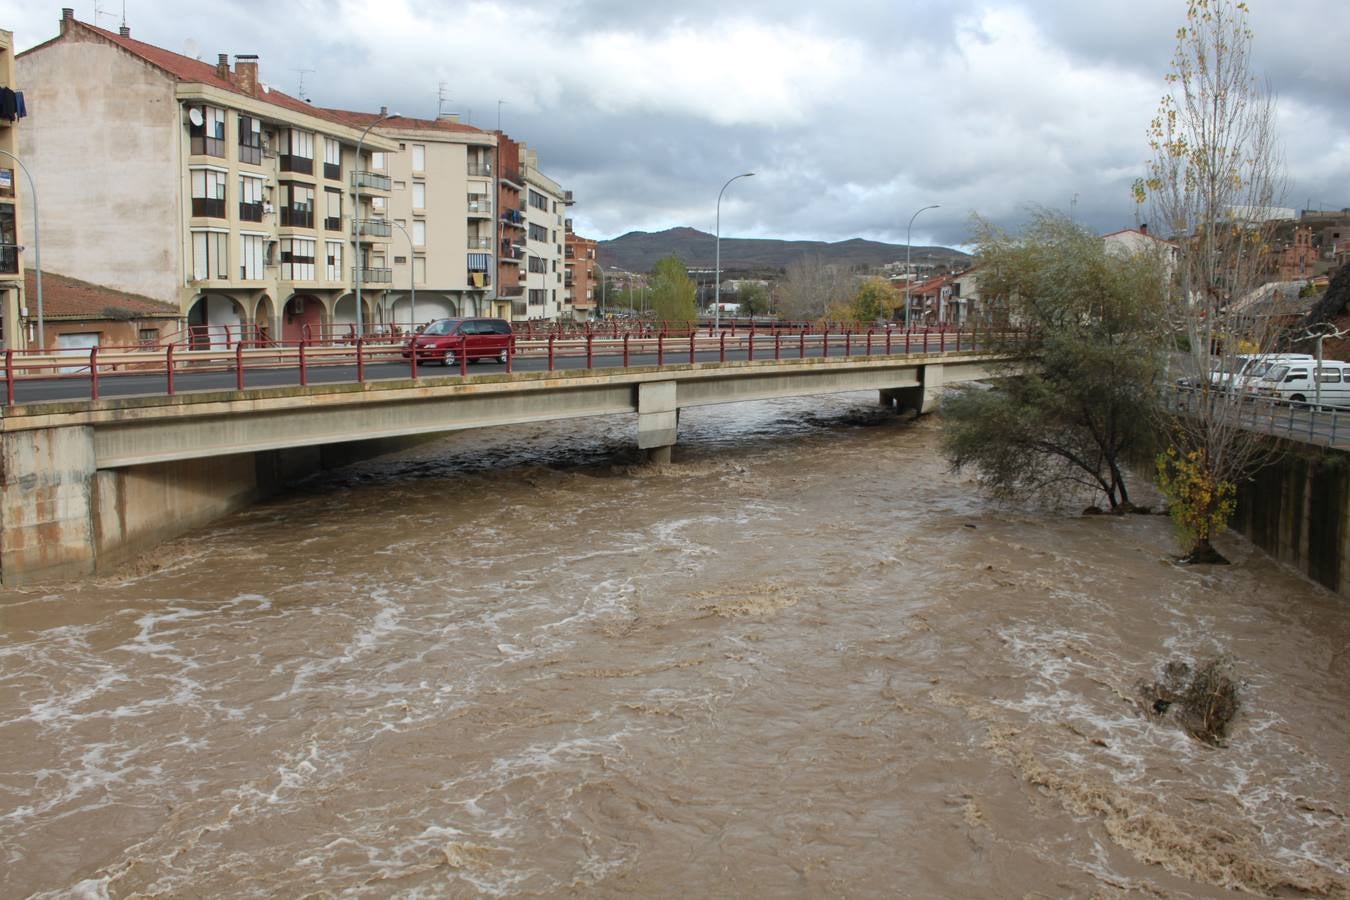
[595,264,607,320]
[353,109,397,336]
[905,204,939,326]
[714,172,754,331]
[0,149,44,348]
[388,219,417,332]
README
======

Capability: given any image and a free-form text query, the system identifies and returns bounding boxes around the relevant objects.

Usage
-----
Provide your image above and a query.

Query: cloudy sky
[6,1,1348,249]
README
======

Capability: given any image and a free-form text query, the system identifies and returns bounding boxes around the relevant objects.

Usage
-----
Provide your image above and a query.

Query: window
[529,288,546,306]
[280,129,315,174]
[324,188,342,231]
[281,237,316,280]
[411,182,426,210]
[1315,367,1342,384]
[528,189,547,210]
[413,219,426,246]
[528,255,547,274]
[191,230,229,280]
[411,144,426,171]
[394,255,407,265]
[325,240,343,281]
[240,233,266,280]
[239,175,265,221]
[371,151,387,171]
[189,104,226,157]
[281,183,315,228]
[238,115,262,165]
[190,168,227,218]
[414,256,426,284]
[323,138,341,180]
[138,328,159,347]
[528,223,548,242]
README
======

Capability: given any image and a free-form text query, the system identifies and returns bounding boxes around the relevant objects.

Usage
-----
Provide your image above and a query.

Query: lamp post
[905,204,939,326]
[714,172,754,331]
[353,109,396,336]
[388,219,417,332]
[595,264,606,320]
[0,149,43,349]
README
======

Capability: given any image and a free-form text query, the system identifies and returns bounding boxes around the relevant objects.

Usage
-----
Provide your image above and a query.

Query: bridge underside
[0,354,1006,584]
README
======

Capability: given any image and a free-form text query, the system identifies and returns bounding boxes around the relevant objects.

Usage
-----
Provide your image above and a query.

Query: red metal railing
[0,322,1024,407]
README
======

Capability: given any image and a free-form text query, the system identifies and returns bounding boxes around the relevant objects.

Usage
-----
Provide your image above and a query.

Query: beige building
[1,27,26,348]
[330,112,498,327]
[17,10,405,345]
[521,148,569,321]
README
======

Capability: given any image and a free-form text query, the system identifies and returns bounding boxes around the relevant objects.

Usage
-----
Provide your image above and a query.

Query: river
[1,392,1346,898]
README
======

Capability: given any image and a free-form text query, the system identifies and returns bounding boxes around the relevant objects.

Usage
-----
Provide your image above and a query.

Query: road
[6,338,962,406]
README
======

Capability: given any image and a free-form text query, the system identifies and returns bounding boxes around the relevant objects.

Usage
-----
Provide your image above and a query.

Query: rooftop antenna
[497,99,506,132]
[292,68,315,102]
[92,0,117,27]
[1070,191,1078,222]
[437,82,455,119]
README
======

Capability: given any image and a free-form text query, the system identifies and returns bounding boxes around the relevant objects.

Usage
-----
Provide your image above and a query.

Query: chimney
[234,54,259,97]
[1140,223,1149,235]
[118,24,131,37]
[216,53,229,79]
[60,7,74,35]
[379,105,388,117]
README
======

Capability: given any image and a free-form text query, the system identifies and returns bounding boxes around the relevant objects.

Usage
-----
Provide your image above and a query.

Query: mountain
[596,227,970,274]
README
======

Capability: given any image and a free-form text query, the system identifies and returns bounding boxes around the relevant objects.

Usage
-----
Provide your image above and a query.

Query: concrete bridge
[0,349,1011,584]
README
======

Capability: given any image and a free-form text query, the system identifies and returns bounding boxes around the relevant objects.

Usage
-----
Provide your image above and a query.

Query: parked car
[402,317,513,366]
[1253,360,1350,407]
[1202,353,1316,393]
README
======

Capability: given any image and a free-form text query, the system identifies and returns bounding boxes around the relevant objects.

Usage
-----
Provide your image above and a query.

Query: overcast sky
[6,1,1348,249]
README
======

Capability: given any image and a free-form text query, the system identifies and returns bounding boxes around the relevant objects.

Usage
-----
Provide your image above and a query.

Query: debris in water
[1137,657,1242,746]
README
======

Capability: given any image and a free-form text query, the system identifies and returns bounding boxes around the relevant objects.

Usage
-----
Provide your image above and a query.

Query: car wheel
[443,350,457,367]
[1290,394,1306,404]
[497,348,508,364]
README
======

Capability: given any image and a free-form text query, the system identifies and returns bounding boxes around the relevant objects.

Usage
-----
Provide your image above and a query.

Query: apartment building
[517,139,569,321]
[328,111,497,328]
[17,10,404,344]
[563,222,597,321]
[0,27,25,348]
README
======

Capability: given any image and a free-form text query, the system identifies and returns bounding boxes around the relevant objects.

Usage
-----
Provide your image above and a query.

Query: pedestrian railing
[1166,385,1349,451]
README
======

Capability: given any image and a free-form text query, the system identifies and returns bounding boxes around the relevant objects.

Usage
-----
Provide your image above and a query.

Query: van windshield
[1262,365,1289,383]
[423,319,462,336]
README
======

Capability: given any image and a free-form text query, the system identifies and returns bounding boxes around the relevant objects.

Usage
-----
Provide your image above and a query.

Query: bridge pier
[637,380,679,463]
[883,363,945,414]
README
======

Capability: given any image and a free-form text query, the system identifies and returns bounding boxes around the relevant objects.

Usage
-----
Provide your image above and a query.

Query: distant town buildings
[564,222,597,321]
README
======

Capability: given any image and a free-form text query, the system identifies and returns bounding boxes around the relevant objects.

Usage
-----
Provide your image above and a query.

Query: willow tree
[1139,0,1287,561]
[942,211,1168,512]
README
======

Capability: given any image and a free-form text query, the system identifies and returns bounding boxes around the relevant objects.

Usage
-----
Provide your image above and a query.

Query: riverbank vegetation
[941,210,1168,512]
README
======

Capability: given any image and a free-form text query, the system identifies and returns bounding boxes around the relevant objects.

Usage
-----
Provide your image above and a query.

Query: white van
[1208,353,1315,393]
[1253,360,1350,407]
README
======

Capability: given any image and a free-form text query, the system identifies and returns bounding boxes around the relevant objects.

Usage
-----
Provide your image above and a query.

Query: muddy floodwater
[1,393,1347,898]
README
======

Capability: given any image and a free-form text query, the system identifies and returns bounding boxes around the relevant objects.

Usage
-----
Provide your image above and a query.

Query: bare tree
[778,255,850,320]
[1141,0,1288,562]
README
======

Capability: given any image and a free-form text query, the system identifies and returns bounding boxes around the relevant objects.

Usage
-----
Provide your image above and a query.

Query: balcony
[351,170,392,192]
[468,236,492,250]
[358,218,392,237]
[0,246,17,275]
[500,243,524,262]
[280,208,314,229]
[356,267,393,284]
[467,198,493,217]
[500,207,525,226]
[191,197,226,218]
[467,271,492,289]
[324,215,342,232]
[240,201,265,222]
[467,162,492,177]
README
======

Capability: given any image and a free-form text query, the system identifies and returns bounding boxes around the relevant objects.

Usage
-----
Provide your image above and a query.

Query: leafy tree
[853,277,895,322]
[941,211,1168,512]
[735,282,771,316]
[1139,0,1288,561]
[649,255,698,323]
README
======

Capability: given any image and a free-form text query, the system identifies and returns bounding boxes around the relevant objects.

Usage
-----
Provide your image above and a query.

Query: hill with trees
[597,227,970,273]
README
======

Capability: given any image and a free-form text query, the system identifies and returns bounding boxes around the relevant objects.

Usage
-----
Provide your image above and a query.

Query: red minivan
[403,317,514,366]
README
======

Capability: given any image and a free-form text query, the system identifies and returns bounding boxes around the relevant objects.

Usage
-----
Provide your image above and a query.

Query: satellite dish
[188,107,204,127]
[182,38,199,60]
[260,83,271,94]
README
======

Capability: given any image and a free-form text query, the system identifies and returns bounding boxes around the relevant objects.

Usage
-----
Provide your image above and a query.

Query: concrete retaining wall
[1232,443,1350,597]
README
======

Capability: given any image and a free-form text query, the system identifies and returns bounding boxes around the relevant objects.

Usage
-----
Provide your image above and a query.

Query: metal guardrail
[1166,386,1349,451]
[0,324,1023,407]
